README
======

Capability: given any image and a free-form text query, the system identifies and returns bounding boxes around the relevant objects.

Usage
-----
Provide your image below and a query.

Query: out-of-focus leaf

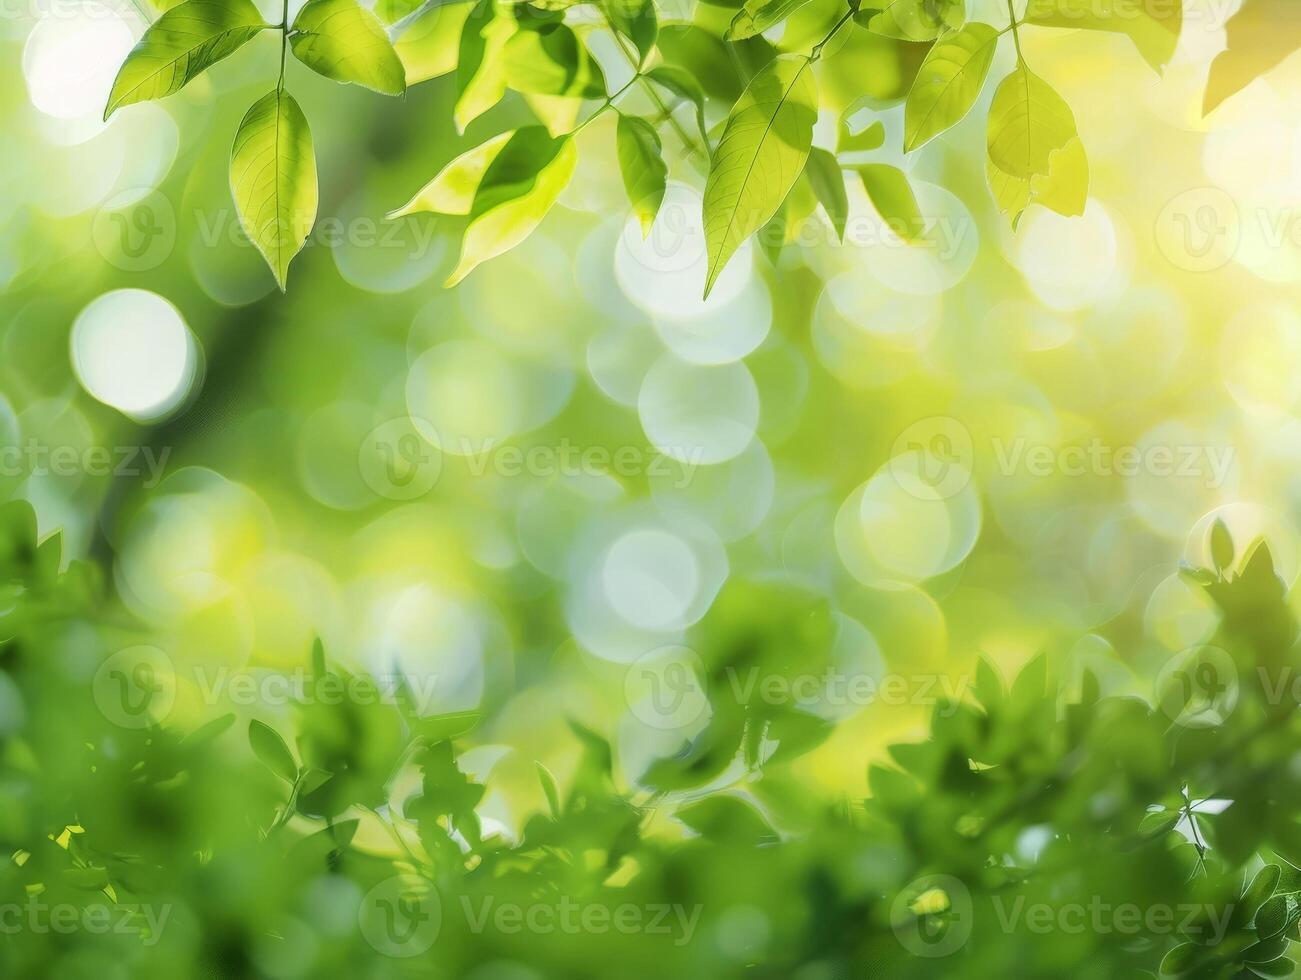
[248,719,298,783]
[803,147,847,241]
[855,0,964,41]
[727,0,812,41]
[616,113,667,236]
[1024,0,1182,74]
[604,0,657,64]
[676,795,777,845]
[1204,0,1301,116]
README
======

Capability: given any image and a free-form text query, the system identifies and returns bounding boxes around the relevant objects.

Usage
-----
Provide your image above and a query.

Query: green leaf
[1252,958,1297,979]
[986,62,1087,227]
[1160,942,1198,975]
[702,53,817,297]
[249,719,298,783]
[446,127,577,286]
[1244,866,1284,922]
[1024,0,1182,74]
[856,163,925,243]
[1139,809,1181,836]
[504,24,605,98]
[905,22,999,152]
[988,62,1078,178]
[616,114,667,236]
[837,116,885,154]
[230,89,318,291]
[1204,0,1301,115]
[389,131,514,217]
[104,0,271,120]
[375,0,424,23]
[988,135,1088,227]
[1211,518,1235,572]
[604,0,657,65]
[727,0,813,41]
[454,4,516,132]
[803,147,847,241]
[392,0,474,84]
[535,760,562,819]
[855,0,965,41]
[290,0,406,95]
[1256,895,1291,940]
[646,65,709,145]
[676,795,776,845]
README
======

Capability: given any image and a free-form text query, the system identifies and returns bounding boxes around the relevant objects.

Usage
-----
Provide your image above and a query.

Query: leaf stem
[575,74,642,135]
[1006,0,1024,63]
[595,8,706,161]
[810,6,855,63]
[278,0,290,93]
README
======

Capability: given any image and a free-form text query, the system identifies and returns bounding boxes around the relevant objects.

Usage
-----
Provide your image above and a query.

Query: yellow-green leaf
[1204,0,1301,116]
[702,53,817,297]
[987,135,1088,228]
[104,0,271,120]
[803,147,847,241]
[504,24,606,99]
[604,0,657,65]
[905,22,999,151]
[230,89,318,291]
[854,0,964,42]
[393,1,474,84]
[454,4,516,132]
[1024,0,1182,74]
[290,0,406,95]
[837,116,885,154]
[388,130,514,217]
[616,113,667,236]
[857,163,925,243]
[987,62,1077,179]
[446,127,577,286]
[727,0,813,41]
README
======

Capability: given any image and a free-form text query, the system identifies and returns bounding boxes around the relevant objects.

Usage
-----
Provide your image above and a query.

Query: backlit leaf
[727,0,813,41]
[1204,0,1301,115]
[616,113,667,236]
[1024,0,1182,74]
[857,162,925,243]
[388,130,514,217]
[290,0,407,94]
[604,0,657,65]
[249,719,298,783]
[855,0,965,42]
[104,0,271,120]
[702,53,817,297]
[230,88,319,290]
[905,22,999,151]
[803,146,847,241]
[446,127,577,285]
